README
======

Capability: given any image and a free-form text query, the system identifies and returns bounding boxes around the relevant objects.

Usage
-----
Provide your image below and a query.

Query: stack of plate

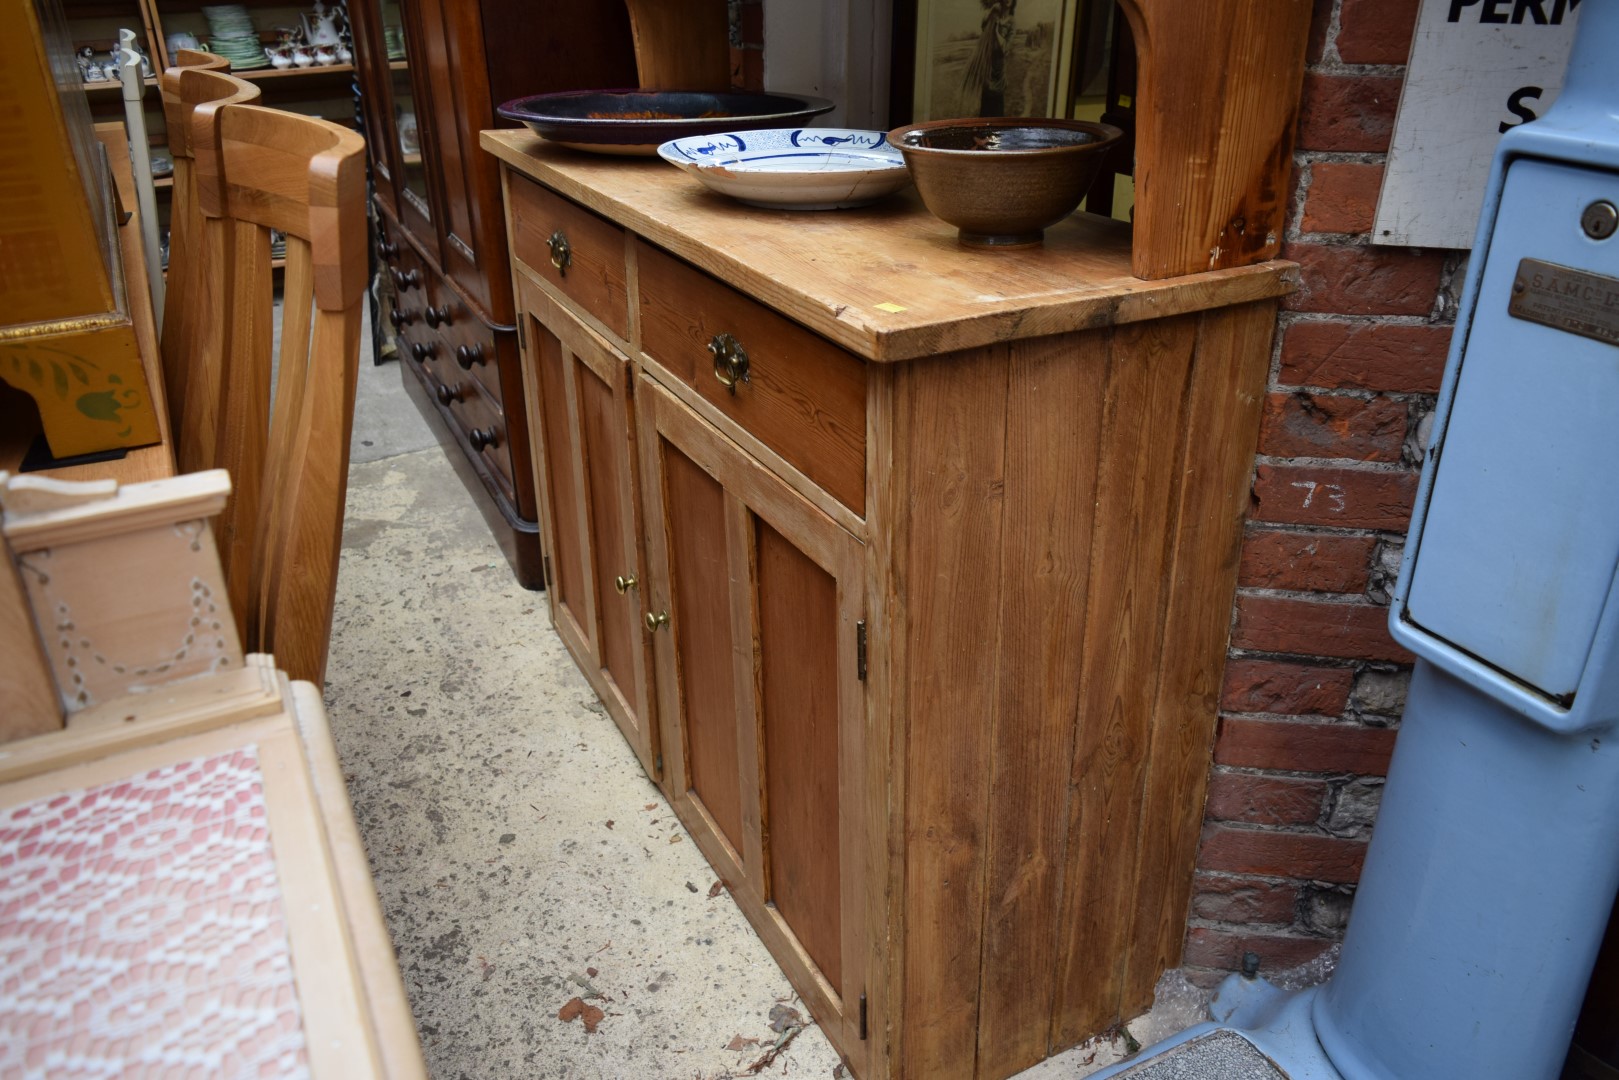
[201,4,267,70]
[383,25,406,61]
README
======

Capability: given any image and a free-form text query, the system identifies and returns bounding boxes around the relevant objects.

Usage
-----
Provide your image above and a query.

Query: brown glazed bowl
[887,118,1123,247]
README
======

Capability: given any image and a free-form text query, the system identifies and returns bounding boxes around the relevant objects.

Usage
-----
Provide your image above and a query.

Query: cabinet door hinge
[856,620,868,682]
[858,992,868,1041]
[655,753,663,774]
[542,554,552,588]
[516,316,527,351]
[625,362,635,398]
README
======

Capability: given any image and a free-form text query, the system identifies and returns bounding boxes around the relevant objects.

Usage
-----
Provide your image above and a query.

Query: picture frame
[909,0,1083,122]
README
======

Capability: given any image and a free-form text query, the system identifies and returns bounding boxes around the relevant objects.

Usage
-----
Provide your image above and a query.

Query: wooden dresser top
[481,129,1298,363]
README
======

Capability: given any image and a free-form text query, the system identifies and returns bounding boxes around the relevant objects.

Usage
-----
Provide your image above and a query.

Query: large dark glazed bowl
[498,90,835,156]
[887,118,1124,247]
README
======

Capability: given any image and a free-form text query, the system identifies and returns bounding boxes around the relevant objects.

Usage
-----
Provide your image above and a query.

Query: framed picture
[910,0,1082,121]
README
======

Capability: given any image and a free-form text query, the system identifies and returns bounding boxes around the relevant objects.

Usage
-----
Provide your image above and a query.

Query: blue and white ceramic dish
[657,128,912,210]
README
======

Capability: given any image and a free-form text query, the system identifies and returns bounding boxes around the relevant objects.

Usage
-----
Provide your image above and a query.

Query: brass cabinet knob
[707,332,749,394]
[644,610,669,632]
[547,229,571,275]
[614,573,637,595]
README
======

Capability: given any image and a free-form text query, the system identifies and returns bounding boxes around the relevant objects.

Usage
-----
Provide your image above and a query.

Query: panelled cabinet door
[519,279,658,781]
[637,375,869,1068]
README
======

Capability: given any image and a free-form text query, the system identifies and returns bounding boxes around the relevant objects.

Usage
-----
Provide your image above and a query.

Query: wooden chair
[157,54,257,465]
[189,101,368,686]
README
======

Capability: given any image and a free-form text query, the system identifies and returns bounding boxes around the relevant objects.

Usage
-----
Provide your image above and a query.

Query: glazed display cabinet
[348,0,638,587]
[57,0,369,274]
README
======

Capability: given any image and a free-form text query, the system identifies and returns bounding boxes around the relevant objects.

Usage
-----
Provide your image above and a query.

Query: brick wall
[1183,0,1464,986]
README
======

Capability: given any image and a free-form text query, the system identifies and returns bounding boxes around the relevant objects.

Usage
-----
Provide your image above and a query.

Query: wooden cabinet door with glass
[636,376,870,1071]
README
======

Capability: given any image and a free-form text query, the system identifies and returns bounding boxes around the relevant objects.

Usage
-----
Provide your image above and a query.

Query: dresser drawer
[443,380,515,497]
[635,240,867,515]
[437,306,504,406]
[508,174,629,341]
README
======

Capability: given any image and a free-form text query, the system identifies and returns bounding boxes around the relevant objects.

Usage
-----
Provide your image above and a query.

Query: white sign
[1373,0,1580,250]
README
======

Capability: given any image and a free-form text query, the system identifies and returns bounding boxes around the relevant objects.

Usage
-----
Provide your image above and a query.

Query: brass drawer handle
[644,609,669,632]
[614,573,638,595]
[708,332,750,394]
[548,229,571,275]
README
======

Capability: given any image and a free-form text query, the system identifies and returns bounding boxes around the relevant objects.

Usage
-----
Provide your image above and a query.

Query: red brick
[1220,659,1355,716]
[1296,73,1402,153]
[1336,0,1420,64]
[1233,595,1414,663]
[1251,463,1418,531]
[1283,243,1446,316]
[1207,771,1327,826]
[1198,824,1368,881]
[1238,529,1376,593]
[1280,320,1452,394]
[1190,873,1300,925]
[1307,0,1335,64]
[1183,926,1336,971]
[1259,392,1408,462]
[1302,163,1386,235]
[1215,716,1399,774]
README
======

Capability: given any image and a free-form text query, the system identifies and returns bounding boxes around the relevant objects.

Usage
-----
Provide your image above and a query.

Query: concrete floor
[322,348,1204,1079]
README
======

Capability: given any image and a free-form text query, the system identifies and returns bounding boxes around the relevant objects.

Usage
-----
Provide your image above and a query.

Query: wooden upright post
[1118,0,1314,279]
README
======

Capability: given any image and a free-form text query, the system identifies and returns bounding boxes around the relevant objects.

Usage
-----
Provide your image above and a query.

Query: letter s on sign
[1500,86,1543,133]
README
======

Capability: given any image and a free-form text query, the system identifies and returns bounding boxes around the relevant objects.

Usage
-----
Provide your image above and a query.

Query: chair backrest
[157,56,258,473]
[0,469,243,735]
[190,101,367,686]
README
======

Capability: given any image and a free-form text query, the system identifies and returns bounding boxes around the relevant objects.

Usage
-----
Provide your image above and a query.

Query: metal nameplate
[1509,258,1619,346]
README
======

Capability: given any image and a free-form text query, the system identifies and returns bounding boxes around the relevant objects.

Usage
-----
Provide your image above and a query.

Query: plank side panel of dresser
[897,348,1011,1079]
[1123,301,1278,1006]
[972,330,1110,1080]
[1047,316,1202,1049]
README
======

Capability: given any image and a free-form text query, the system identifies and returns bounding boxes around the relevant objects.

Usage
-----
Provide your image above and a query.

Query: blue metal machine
[1093,5,1619,1077]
